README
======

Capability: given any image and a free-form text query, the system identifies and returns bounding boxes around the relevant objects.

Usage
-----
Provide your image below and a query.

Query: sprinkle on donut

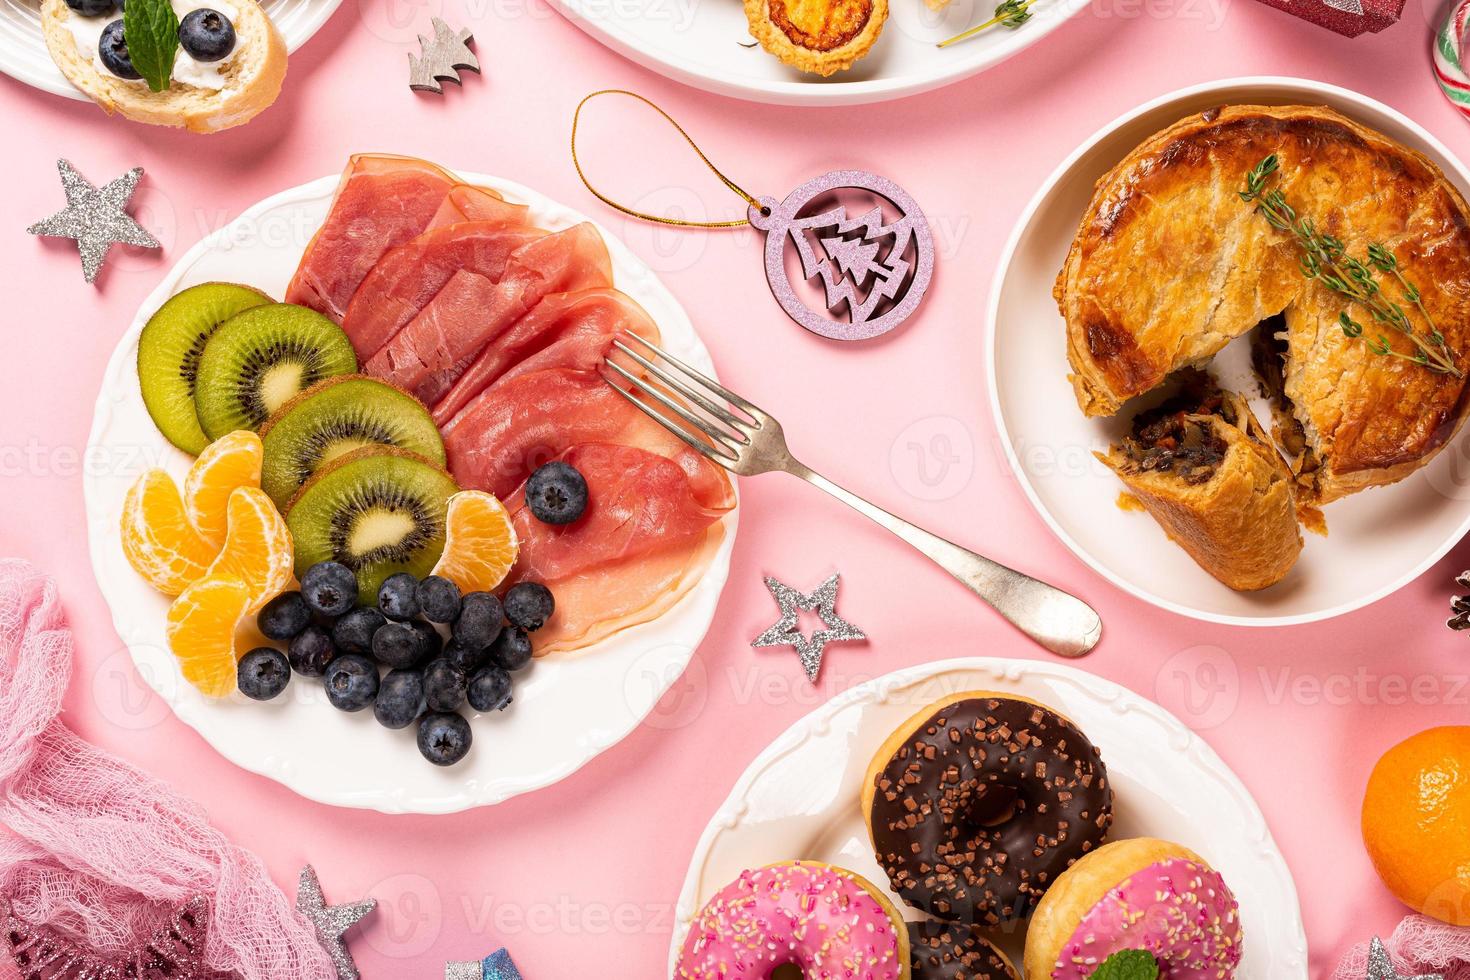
[909,920,1020,980]
[868,694,1114,925]
[674,861,908,980]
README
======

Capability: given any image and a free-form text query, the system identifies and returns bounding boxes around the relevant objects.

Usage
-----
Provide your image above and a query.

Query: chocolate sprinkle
[908,920,1018,980]
[869,698,1113,925]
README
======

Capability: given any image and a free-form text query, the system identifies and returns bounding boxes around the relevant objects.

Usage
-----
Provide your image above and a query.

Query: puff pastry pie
[745,0,887,76]
[1098,376,1302,591]
[1057,104,1470,505]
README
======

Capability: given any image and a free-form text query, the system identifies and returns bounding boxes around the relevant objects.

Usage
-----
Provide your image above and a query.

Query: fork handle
[788,464,1102,658]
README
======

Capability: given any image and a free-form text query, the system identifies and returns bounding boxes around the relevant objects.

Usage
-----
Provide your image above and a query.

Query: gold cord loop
[571,89,762,229]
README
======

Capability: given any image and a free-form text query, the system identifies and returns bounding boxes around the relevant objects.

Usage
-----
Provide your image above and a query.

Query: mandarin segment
[431,490,519,594]
[184,430,265,549]
[202,486,295,613]
[166,575,251,698]
[120,469,220,596]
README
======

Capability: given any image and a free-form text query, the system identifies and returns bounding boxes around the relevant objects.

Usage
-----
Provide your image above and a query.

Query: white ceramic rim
[985,75,1470,628]
[548,0,1093,107]
[0,0,344,101]
[83,169,739,813]
[670,655,1307,977]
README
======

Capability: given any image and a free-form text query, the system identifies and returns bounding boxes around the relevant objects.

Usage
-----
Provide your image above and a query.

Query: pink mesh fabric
[0,560,334,979]
[1332,915,1470,980]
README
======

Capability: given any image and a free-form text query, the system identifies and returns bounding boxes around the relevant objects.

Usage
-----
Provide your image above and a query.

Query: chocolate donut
[864,692,1113,926]
[909,920,1019,980]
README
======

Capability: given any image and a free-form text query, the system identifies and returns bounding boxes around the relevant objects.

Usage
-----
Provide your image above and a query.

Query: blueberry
[377,572,420,621]
[452,592,503,649]
[178,8,235,61]
[97,20,140,80]
[417,712,472,766]
[442,638,485,674]
[467,666,513,712]
[324,654,379,712]
[372,620,425,669]
[258,591,310,641]
[423,659,467,712]
[237,647,290,701]
[64,0,117,16]
[287,625,336,676]
[504,582,554,631]
[301,562,358,618]
[416,575,462,624]
[489,627,533,671]
[374,669,424,729]
[525,461,588,525]
[411,619,443,661]
[332,606,386,654]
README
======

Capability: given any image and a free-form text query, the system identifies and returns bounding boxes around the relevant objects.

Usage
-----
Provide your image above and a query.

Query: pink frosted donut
[675,861,910,979]
[1023,839,1243,979]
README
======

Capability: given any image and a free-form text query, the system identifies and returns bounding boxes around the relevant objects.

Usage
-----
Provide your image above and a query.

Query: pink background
[2,0,1468,974]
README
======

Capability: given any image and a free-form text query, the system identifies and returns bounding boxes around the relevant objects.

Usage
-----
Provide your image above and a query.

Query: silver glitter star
[27,160,160,284]
[408,18,479,94]
[752,573,865,682]
[1366,938,1442,980]
[297,865,376,980]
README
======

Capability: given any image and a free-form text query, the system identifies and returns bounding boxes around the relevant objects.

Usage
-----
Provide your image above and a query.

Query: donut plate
[83,170,737,815]
[671,657,1305,978]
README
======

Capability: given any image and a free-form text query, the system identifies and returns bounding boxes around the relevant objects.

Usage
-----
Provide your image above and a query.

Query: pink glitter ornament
[5,896,214,980]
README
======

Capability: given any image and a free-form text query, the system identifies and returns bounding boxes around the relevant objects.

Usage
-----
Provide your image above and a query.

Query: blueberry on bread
[41,0,286,133]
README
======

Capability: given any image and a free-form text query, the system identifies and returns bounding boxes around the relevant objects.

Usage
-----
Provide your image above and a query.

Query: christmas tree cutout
[789,206,915,325]
[408,18,480,94]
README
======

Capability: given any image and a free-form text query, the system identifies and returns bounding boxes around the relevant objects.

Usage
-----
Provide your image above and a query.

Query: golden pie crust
[746,0,887,76]
[1056,104,1470,504]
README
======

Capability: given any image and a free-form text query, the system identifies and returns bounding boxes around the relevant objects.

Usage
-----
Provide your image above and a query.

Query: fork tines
[600,332,758,467]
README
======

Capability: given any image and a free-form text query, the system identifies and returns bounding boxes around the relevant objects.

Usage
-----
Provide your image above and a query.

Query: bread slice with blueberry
[41,0,286,133]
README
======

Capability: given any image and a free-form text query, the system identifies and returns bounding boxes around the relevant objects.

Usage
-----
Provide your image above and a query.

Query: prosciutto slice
[505,442,734,655]
[285,155,458,322]
[427,184,529,230]
[364,224,613,405]
[339,221,545,361]
[432,288,659,426]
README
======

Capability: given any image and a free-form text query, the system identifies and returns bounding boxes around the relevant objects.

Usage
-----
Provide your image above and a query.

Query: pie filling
[768,0,872,50]
[1118,376,1233,485]
[1250,313,1321,495]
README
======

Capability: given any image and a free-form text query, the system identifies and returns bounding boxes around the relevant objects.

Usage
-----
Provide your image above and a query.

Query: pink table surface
[2,0,1467,974]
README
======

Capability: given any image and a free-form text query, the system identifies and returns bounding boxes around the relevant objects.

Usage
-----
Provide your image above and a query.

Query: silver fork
[602,334,1103,658]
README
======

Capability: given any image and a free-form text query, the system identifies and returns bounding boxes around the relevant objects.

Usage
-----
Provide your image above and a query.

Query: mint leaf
[123,0,178,93]
[1087,950,1159,980]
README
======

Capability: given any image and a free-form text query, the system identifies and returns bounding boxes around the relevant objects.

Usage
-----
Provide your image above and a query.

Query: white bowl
[671,657,1306,978]
[0,0,342,100]
[83,169,737,813]
[987,76,1470,627]
[549,0,1091,107]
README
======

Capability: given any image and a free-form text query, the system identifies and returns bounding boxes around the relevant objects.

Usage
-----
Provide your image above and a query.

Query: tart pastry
[745,0,887,76]
[1097,375,1302,591]
[1057,104,1470,504]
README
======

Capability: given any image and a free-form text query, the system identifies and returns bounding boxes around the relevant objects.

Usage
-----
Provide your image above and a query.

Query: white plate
[83,170,738,814]
[671,657,1306,978]
[988,77,1470,627]
[0,0,341,99]
[550,0,1090,106]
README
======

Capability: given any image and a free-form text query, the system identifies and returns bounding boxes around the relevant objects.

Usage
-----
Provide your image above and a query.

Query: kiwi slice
[194,303,358,442]
[137,282,272,455]
[260,376,446,509]
[286,446,459,604]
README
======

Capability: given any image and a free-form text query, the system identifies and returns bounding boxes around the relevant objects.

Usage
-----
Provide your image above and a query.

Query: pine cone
[1451,571,1470,630]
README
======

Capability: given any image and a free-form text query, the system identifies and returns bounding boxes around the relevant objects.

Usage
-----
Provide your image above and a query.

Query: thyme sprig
[1238,154,1462,378]
[937,0,1034,48]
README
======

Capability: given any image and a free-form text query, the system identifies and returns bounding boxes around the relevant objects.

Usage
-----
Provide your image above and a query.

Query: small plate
[83,170,738,814]
[671,657,1307,977]
[0,0,342,100]
[987,77,1470,627]
[549,0,1091,107]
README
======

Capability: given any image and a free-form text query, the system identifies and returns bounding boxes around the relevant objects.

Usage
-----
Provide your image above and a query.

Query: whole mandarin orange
[1363,726,1470,925]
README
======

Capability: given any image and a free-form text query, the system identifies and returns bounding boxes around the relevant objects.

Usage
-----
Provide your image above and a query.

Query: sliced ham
[364,224,613,405]
[285,155,459,322]
[339,221,545,361]
[432,288,658,426]
[505,443,734,655]
[427,184,529,230]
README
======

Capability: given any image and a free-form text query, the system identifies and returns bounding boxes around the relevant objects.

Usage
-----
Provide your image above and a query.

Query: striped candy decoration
[1436,0,1470,118]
